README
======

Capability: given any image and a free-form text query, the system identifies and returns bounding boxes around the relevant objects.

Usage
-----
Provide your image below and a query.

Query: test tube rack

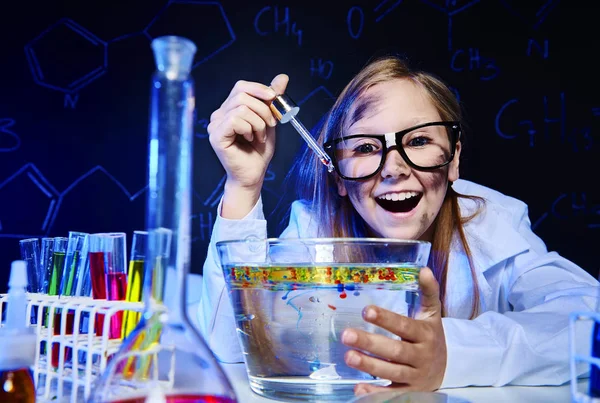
[0,293,144,403]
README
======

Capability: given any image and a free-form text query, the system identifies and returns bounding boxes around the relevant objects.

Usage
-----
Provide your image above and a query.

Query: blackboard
[1,0,598,293]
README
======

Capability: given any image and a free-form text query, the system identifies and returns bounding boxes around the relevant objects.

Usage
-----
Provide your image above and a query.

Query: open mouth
[375,192,423,213]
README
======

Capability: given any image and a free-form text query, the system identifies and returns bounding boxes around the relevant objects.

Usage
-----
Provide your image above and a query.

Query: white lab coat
[198,178,599,388]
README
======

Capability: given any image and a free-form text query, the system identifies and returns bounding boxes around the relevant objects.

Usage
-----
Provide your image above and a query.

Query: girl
[199,55,598,395]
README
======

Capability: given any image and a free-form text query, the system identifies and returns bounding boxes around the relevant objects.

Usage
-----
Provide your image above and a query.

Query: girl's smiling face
[335,78,461,241]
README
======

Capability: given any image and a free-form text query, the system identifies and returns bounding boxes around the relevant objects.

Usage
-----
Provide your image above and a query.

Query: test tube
[73,234,92,298]
[122,230,148,339]
[60,231,88,296]
[48,237,68,296]
[88,233,108,336]
[38,238,55,361]
[55,231,88,368]
[39,237,55,295]
[128,227,172,378]
[72,234,92,365]
[103,232,128,339]
[48,237,68,369]
[19,238,40,293]
[19,238,40,326]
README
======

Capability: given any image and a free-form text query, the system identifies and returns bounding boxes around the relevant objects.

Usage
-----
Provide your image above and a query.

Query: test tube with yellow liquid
[121,230,147,339]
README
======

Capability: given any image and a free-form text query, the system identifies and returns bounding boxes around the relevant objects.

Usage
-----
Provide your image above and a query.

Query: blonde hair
[287,55,484,318]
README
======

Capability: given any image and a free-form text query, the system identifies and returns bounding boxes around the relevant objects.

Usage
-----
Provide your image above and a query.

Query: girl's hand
[341,267,447,395]
[208,74,289,218]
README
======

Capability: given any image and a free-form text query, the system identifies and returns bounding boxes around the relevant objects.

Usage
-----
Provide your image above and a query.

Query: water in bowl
[224,263,420,401]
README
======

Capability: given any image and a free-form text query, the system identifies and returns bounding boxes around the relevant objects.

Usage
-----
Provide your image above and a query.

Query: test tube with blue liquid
[59,231,88,297]
[73,233,92,298]
[18,238,41,293]
[19,238,40,327]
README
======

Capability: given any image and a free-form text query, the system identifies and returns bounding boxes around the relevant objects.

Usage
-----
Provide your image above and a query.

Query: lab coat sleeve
[440,206,599,388]
[198,196,267,363]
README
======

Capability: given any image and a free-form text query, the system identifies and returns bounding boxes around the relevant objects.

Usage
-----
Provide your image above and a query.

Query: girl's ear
[336,177,348,197]
[448,141,461,182]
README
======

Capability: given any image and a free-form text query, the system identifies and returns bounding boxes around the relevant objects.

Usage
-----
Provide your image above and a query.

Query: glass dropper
[269,91,335,172]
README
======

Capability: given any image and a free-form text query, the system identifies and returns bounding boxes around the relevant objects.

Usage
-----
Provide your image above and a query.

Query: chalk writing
[195,118,209,139]
[527,38,549,59]
[310,59,333,79]
[63,94,79,109]
[499,0,560,30]
[534,192,599,230]
[254,6,303,46]
[0,119,21,152]
[374,0,403,23]
[24,1,236,103]
[347,6,364,39]
[450,48,499,80]
[143,1,235,68]
[0,163,144,237]
[191,211,214,242]
[24,18,108,101]
[495,93,594,151]
[449,86,460,102]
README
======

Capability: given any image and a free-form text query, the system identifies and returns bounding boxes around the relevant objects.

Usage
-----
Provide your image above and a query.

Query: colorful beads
[224,264,419,294]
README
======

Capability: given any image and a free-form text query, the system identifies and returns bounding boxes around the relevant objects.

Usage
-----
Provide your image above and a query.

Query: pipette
[269,91,335,172]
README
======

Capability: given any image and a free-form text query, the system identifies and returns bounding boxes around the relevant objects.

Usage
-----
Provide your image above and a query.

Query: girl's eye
[408,136,429,147]
[354,143,377,154]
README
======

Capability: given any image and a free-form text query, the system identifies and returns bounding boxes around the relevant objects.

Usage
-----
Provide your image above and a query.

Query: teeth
[378,191,419,201]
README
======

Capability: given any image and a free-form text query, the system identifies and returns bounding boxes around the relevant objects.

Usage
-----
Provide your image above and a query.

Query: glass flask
[88,35,237,403]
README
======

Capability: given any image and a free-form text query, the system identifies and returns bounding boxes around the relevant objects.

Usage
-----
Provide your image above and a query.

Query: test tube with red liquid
[88,234,108,336]
[89,233,128,339]
[103,233,128,339]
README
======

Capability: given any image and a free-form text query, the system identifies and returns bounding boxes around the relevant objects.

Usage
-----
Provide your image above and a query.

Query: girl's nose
[380,149,411,179]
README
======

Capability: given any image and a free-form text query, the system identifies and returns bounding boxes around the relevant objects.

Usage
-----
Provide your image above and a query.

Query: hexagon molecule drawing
[24,18,108,95]
[23,1,235,97]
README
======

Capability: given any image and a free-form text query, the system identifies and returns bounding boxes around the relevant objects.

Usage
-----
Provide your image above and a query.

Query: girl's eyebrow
[349,118,439,135]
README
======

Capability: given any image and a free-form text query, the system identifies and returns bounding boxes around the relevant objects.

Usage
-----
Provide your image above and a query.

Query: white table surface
[221,363,585,403]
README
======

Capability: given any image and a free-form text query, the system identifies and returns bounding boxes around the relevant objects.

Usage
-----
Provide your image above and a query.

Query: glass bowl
[216,238,431,401]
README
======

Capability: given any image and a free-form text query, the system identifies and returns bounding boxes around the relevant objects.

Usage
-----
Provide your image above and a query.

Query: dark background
[0,0,598,293]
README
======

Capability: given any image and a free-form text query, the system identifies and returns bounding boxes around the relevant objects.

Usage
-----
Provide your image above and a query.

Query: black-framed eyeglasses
[323,121,461,180]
